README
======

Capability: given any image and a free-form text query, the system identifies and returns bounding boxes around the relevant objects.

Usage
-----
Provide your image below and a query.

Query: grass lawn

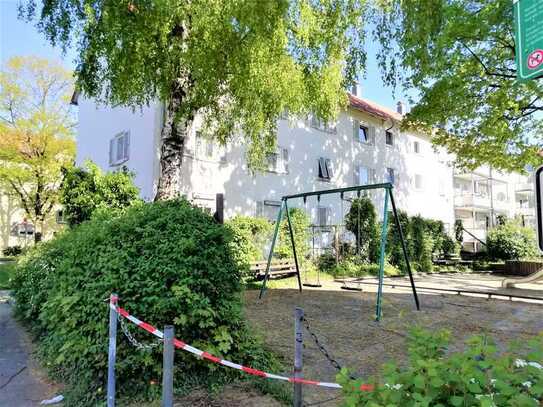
[0,262,15,289]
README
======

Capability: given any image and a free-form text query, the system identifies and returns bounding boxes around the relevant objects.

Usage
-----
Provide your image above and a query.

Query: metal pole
[293,307,304,407]
[259,200,286,299]
[162,325,175,407]
[388,188,420,311]
[375,190,389,321]
[107,293,118,407]
[285,200,303,293]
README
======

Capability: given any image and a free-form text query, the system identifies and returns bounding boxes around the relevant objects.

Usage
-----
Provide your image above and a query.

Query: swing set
[258,182,421,321]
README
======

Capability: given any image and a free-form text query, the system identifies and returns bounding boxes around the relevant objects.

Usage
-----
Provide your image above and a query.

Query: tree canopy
[0,56,76,240]
[22,0,368,198]
[374,0,543,171]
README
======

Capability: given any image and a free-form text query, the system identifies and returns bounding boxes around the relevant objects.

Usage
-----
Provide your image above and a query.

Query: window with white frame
[354,120,375,144]
[266,147,289,173]
[317,206,331,226]
[414,174,423,190]
[317,157,333,181]
[195,132,226,162]
[355,166,375,185]
[256,200,282,221]
[385,130,394,146]
[109,131,130,166]
[310,114,336,133]
[385,167,396,185]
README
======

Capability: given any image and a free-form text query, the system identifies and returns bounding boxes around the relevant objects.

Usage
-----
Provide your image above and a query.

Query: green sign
[514,0,543,81]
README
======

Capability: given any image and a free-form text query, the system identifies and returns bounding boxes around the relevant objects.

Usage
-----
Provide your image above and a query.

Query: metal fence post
[107,293,118,407]
[293,307,304,407]
[162,325,175,407]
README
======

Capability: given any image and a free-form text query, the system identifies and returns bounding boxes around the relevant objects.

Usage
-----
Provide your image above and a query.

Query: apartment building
[75,91,535,253]
[453,166,535,252]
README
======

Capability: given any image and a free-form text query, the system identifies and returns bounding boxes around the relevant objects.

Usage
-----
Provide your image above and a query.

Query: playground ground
[244,272,543,406]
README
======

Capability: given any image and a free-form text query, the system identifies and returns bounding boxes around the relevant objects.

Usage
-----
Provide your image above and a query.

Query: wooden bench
[250,259,297,279]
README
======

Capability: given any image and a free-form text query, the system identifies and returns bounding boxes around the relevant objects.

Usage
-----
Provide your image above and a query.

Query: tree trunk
[154,82,194,201]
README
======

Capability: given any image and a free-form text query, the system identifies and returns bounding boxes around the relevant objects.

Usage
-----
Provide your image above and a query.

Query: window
[317,206,330,226]
[413,141,420,154]
[56,210,67,224]
[385,167,396,185]
[266,147,289,173]
[310,114,336,133]
[354,120,375,144]
[355,166,375,185]
[109,131,130,166]
[256,200,281,221]
[317,158,333,181]
[414,174,423,190]
[385,131,394,146]
[195,132,226,162]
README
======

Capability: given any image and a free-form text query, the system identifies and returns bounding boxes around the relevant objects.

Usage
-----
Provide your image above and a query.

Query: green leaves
[12,198,277,404]
[374,0,543,171]
[338,327,543,406]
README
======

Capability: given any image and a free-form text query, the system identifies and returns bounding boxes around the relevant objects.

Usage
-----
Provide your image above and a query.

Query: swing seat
[250,259,297,280]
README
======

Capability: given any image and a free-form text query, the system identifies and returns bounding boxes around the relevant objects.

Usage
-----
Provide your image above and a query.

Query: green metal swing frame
[258,182,421,321]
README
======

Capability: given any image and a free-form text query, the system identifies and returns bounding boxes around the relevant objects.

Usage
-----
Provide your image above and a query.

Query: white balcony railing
[454,193,509,211]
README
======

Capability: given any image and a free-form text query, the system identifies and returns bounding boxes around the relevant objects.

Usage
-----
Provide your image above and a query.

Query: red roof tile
[348,93,403,122]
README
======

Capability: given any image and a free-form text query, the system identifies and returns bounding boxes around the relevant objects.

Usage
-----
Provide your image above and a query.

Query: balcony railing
[454,193,509,211]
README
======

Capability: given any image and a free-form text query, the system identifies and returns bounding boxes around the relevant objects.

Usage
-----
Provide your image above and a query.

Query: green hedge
[12,199,275,405]
[226,216,272,276]
[486,220,539,260]
[60,160,140,226]
[338,329,543,406]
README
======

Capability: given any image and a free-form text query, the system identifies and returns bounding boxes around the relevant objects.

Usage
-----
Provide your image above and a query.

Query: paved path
[0,291,59,406]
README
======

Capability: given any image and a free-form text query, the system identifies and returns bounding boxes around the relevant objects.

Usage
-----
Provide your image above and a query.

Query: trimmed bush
[60,160,140,226]
[12,199,275,404]
[338,329,543,406]
[276,208,310,262]
[345,197,380,263]
[226,216,272,276]
[486,220,539,260]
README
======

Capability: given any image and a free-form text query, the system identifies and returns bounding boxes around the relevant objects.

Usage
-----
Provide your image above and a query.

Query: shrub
[60,160,140,226]
[345,197,380,263]
[338,328,543,406]
[441,235,460,257]
[12,199,275,404]
[455,219,464,243]
[486,220,539,260]
[409,216,434,272]
[326,257,400,278]
[2,245,23,257]
[386,210,411,270]
[226,216,272,276]
[276,208,310,262]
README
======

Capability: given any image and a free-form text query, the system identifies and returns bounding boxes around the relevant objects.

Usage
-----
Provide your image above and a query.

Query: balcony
[462,228,487,243]
[454,193,509,211]
[516,183,534,194]
[516,206,535,217]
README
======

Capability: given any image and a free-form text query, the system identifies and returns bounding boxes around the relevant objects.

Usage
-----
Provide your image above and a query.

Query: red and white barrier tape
[109,295,373,391]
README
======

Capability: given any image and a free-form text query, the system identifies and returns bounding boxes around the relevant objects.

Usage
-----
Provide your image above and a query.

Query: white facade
[75,93,456,230]
[75,92,535,253]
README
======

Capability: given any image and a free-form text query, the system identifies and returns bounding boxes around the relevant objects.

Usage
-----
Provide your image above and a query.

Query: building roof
[348,93,403,122]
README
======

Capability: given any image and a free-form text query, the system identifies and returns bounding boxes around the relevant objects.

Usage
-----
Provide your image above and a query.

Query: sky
[0,0,414,112]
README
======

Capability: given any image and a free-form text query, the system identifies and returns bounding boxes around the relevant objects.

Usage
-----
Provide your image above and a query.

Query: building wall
[76,97,161,201]
[75,95,535,254]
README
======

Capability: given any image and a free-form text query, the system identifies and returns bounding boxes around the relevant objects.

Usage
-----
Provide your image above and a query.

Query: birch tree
[21,0,367,199]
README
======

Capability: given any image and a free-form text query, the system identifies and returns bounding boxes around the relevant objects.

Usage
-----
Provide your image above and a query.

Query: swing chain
[301,316,355,380]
